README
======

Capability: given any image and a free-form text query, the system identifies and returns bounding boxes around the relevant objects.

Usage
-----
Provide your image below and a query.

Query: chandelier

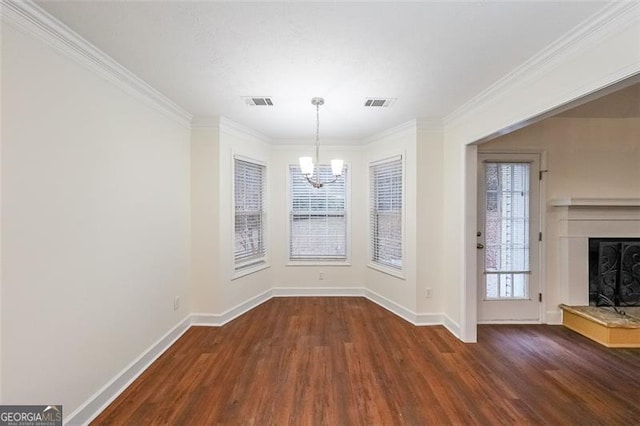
[299,97,344,189]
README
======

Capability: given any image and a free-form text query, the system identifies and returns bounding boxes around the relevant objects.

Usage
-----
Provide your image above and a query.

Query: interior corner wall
[217,123,273,313]
[191,126,221,314]
[415,128,446,317]
[441,140,465,334]
[1,24,191,414]
[478,116,640,322]
[364,124,418,314]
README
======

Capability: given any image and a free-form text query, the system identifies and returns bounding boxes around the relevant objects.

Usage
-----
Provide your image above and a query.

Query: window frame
[368,154,405,278]
[232,154,269,278]
[287,162,351,265]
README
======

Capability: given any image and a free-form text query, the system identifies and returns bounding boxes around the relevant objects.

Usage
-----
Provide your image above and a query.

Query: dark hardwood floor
[92,297,640,425]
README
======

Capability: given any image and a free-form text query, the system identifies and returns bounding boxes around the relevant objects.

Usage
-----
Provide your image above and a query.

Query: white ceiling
[558,82,640,118]
[36,1,609,142]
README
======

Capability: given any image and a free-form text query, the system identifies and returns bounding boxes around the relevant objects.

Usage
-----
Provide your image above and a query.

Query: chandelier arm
[305,172,338,188]
[305,174,323,189]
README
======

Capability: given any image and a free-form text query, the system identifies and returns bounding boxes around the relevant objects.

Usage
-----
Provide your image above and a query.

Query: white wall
[442,4,640,341]
[479,116,640,321]
[191,126,220,314]
[191,119,274,317]
[364,123,418,314]
[191,120,434,325]
[1,23,191,415]
[416,125,446,318]
[217,120,273,312]
[441,139,466,332]
[480,117,640,198]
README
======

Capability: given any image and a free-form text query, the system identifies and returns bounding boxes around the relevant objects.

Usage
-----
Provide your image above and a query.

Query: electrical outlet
[426,288,432,298]
[319,272,325,280]
[173,296,180,310]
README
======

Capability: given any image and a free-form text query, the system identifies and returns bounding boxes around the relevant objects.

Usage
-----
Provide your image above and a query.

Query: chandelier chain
[316,102,320,147]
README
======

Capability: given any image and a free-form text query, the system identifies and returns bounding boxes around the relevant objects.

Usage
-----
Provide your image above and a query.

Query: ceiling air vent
[243,96,274,106]
[364,98,396,108]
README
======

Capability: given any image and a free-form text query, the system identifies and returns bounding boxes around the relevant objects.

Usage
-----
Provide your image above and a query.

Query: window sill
[232,262,270,280]
[367,263,405,280]
[287,261,351,267]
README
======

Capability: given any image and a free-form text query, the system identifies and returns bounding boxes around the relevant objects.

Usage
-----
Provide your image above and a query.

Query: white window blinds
[289,164,347,260]
[234,157,266,270]
[370,156,403,270]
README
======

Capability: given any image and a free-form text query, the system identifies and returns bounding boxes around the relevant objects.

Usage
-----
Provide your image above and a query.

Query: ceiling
[36,1,610,142]
[558,82,640,119]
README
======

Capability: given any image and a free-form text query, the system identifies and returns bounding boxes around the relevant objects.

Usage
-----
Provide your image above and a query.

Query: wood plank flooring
[92,298,640,425]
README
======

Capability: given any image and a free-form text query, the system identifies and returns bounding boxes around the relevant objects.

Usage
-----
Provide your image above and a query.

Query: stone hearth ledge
[559,304,640,328]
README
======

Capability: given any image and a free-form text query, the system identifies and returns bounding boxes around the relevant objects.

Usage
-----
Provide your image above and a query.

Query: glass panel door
[484,162,530,299]
[477,153,540,323]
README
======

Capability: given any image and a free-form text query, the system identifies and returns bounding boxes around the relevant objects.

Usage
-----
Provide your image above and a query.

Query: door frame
[476,150,547,324]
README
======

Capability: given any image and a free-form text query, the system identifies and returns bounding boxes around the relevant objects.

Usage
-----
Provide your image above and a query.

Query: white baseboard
[272,286,365,297]
[415,313,445,326]
[546,310,563,325]
[189,313,223,326]
[64,315,191,425]
[364,289,416,324]
[442,314,461,339]
[191,289,272,326]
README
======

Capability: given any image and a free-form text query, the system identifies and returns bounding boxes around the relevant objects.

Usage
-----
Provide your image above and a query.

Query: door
[477,153,540,322]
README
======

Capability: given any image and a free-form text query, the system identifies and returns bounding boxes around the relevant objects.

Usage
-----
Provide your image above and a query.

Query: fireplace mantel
[550,198,640,208]
[552,197,640,309]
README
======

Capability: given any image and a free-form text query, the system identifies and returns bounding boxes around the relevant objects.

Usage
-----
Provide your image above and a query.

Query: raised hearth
[559,304,640,348]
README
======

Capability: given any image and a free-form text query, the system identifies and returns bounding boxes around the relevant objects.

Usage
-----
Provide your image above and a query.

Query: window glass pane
[483,162,530,299]
[234,158,266,270]
[289,165,347,260]
[486,274,498,299]
[484,273,530,300]
[370,157,403,270]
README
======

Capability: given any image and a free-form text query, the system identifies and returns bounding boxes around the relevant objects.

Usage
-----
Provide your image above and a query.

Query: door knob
[477,243,484,249]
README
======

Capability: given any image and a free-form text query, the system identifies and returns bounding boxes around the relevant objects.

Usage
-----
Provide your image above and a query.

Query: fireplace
[589,238,640,306]
[549,198,640,322]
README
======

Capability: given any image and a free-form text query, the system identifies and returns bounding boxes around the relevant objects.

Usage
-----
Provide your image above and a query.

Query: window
[483,162,531,299]
[234,157,266,271]
[289,164,347,261]
[370,156,403,271]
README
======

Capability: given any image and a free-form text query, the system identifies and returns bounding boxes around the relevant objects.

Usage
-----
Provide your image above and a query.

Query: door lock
[477,243,484,249]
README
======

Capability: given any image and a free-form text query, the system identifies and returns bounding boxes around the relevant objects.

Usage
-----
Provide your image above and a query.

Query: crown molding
[271,139,365,149]
[416,118,444,133]
[363,119,417,145]
[1,0,192,129]
[219,116,271,143]
[191,116,221,130]
[444,1,640,130]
